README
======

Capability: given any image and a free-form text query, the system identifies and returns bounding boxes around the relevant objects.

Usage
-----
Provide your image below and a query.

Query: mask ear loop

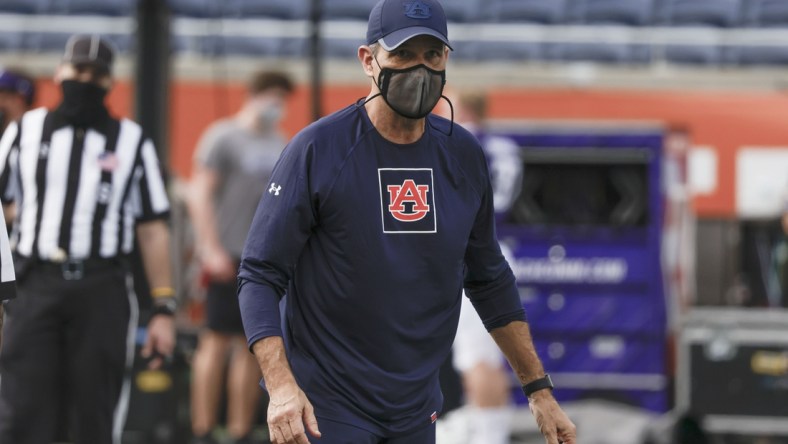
[427,95,454,137]
[359,54,387,108]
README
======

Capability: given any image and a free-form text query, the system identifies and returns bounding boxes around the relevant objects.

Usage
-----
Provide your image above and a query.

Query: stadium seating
[577,0,657,26]
[555,42,652,64]
[734,45,788,66]
[661,45,730,65]
[209,35,284,57]
[0,31,24,50]
[442,0,481,23]
[0,0,50,14]
[742,0,788,27]
[321,37,365,59]
[230,0,310,20]
[660,0,743,27]
[167,0,225,18]
[482,0,569,24]
[470,41,546,62]
[55,0,134,16]
[5,0,788,68]
[23,31,73,52]
[322,0,378,20]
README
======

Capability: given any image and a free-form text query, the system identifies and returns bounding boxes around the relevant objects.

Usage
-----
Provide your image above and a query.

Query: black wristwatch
[151,299,177,317]
[522,374,554,397]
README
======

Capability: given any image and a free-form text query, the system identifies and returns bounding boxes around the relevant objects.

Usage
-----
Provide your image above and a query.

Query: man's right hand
[201,246,237,282]
[267,382,322,444]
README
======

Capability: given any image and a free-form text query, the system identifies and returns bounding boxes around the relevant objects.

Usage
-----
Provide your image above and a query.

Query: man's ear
[53,64,66,85]
[358,45,375,77]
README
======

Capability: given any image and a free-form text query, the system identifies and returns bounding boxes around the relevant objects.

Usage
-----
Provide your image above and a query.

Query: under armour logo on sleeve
[268,183,282,196]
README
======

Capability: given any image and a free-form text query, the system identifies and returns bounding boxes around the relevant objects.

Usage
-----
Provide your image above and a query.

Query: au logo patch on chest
[378,168,436,233]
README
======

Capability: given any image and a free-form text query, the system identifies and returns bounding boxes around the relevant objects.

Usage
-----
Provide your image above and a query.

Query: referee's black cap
[62,34,115,75]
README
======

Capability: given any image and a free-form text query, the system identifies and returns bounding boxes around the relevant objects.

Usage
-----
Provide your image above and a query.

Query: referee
[0,34,176,444]
[0,204,14,341]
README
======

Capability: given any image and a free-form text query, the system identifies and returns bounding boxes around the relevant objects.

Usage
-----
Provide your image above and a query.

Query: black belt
[25,256,126,281]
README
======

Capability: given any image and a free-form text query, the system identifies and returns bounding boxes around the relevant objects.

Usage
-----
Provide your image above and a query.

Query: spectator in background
[0,68,36,136]
[443,90,522,444]
[187,70,294,444]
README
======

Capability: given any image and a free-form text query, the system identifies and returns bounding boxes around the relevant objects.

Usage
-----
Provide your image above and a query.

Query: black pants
[0,264,137,444]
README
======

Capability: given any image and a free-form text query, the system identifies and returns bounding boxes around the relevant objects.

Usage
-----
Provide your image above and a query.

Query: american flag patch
[98,152,118,172]
[430,411,438,423]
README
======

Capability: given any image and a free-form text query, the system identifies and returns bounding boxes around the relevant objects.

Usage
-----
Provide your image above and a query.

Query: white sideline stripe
[112,272,139,444]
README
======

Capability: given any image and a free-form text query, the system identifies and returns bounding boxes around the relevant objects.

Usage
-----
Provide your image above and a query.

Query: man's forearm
[252,336,298,390]
[490,320,546,385]
[136,220,173,290]
[187,168,224,255]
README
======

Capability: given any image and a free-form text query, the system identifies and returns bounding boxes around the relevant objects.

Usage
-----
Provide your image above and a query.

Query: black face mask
[371,57,446,120]
[59,80,109,126]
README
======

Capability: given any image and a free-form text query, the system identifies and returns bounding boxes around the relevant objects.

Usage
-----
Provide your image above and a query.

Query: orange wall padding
[29,78,788,217]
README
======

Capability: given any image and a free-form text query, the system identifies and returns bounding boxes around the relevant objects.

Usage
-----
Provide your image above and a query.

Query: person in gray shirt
[187,70,294,444]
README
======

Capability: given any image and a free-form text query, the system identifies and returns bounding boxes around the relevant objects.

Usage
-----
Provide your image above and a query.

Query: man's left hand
[529,390,577,444]
[141,314,176,370]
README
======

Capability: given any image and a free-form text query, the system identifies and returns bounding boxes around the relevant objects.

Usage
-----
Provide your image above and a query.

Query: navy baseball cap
[366,0,452,51]
[0,70,35,105]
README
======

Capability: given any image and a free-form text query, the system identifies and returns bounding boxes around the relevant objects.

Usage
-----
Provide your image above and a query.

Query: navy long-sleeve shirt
[238,101,525,435]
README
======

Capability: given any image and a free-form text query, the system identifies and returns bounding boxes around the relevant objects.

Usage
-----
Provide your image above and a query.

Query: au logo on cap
[404,0,431,19]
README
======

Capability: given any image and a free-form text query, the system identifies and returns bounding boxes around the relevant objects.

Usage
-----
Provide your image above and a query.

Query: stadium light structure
[135,0,170,160]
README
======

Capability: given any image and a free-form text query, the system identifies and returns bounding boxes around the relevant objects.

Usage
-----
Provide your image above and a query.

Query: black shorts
[205,279,244,334]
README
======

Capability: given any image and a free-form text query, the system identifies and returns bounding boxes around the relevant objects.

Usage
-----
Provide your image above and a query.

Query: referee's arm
[137,219,176,369]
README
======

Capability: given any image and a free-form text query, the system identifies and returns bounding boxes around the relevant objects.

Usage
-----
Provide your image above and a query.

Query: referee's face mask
[58,64,110,126]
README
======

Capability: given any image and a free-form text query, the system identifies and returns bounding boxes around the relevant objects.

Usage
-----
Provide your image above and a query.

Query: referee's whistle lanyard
[363,57,454,136]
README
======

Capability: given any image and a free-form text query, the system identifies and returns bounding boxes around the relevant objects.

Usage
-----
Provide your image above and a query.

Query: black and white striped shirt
[0,107,170,262]
[0,205,13,299]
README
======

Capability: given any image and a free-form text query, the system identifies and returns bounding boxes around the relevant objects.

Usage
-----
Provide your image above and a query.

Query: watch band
[151,298,177,317]
[522,374,554,397]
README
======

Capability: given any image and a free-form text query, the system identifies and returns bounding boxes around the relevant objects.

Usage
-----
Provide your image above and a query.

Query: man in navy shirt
[238,1,577,443]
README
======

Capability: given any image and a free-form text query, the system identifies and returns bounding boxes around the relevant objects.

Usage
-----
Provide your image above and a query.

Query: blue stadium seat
[734,45,788,65]
[105,34,134,53]
[322,0,378,20]
[448,41,480,61]
[0,0,49,14]
[0,32,24,50]
[442,0,481,23]
[322,37,365,59]
[60,0,134,16]
[482,0,569,24]
[231,0,309,19]
[167,0,227,17]
[661,45,730,65]
[660,0,743,27]
[170,33,197,54]
[201,35,282,57]
[577,0,657,26]
[470,40,545,62]
[23,32,72,52]
[742,0,788,27]
[555,42,651,64]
